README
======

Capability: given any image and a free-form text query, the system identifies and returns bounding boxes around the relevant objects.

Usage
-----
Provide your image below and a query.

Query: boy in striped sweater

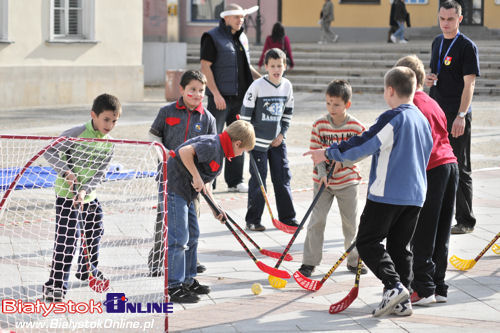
[299,80,367,277]
[240,48,298,231]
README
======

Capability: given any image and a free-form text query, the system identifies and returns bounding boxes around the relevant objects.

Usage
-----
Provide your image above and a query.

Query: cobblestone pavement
[0,89,499,332]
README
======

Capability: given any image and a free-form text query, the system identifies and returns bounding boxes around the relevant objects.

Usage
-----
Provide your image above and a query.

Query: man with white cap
[200,3,261,193]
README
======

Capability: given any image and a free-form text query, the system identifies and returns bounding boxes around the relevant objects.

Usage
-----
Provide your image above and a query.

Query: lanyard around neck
[437,31,460,75]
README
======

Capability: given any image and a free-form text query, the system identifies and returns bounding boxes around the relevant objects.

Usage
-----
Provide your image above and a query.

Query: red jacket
[258,35,294,68]
[413,91,457,170]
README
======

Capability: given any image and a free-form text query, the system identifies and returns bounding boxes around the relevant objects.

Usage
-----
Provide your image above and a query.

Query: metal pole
[256,0,262,45]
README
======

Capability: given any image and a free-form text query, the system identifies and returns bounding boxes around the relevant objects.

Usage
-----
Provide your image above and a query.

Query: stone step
[286,75,500,88]
[187,41,500,54]
[187,55,500,70]
[294,82,499,95]
[188,50,500,62]
[286,67,500,79]
[184,61,500,82]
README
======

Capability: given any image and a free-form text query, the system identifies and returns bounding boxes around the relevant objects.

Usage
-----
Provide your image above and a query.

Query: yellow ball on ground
[251,282,262,295]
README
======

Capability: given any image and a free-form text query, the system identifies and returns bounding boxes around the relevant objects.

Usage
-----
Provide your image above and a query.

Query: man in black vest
[200,3,261,193]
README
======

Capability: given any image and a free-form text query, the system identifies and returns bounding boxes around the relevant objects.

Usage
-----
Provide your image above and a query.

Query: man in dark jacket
[200,3,261,193]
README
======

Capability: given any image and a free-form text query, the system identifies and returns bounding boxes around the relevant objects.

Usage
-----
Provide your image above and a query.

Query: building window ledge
[46,39,99,44]
[0,39,14,44]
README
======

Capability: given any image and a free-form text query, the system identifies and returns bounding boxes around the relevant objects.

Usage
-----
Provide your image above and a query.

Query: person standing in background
[200,3,261,193]
[425,0,480,235]
[258,22,295,71]
[319,0,338,44]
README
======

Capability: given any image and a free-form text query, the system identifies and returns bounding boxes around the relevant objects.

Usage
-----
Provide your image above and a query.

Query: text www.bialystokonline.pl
[15,318,156,331]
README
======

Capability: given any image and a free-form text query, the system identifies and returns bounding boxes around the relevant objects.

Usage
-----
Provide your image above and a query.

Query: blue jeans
[394,21,405,41]
[245,143,296,225]
[167,192,199,288]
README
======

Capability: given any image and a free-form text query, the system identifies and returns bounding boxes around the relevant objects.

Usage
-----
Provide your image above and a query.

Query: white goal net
[0,135,169,332]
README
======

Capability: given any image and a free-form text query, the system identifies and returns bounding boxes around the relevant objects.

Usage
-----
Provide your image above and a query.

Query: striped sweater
[240,75,293,152]
[310,113,366,189]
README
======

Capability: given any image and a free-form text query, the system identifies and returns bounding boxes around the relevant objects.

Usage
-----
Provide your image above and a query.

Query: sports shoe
[410,291,436,306]
[42,286,64,302]
[332,35,339,43]
[168,286,200,303]
[435,294,447,303]
[247,223,266,231]
[451,224,473,234]
[186,279,210,294]
[373,282,409,317]
[282,219,300,228]
[390,34,397,43]
[228,183,248,193]
[392,298,413,316]
[298,264,315,277]
[75,269,106,281]
[398,39,408,44]
[347,263,368,275]
[197,262,207,274]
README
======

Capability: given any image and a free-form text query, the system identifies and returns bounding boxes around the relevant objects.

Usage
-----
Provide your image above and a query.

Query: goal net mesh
[0,135,168,332]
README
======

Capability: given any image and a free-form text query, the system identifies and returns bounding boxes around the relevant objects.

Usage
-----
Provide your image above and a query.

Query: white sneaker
[228,183,248,193]
[398,39,408,44]
[390,34,397,43]
[410,291,436,306]
[373,282,409,317]
[435,294,447,303]
[392,298,412,316]
[332,35,339,43]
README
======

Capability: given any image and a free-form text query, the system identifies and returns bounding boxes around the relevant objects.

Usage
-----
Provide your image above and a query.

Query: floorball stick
[268,165,336,289]
[294,242,356,291]
[249,154,296,234]
[449,232,500,270]
[329,258,363,314]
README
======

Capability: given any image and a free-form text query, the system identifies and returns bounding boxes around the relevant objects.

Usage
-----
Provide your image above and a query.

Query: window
[49,0,95,42]
[0,0,8,41]
[191,0,224,22]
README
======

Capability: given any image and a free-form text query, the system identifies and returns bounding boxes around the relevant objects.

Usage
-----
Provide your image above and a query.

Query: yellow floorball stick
[449,232,500,271]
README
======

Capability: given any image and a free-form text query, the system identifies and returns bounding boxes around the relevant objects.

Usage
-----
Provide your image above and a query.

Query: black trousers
[411,163,458,297]
[446,111,476,228]
[207,94,244,188]
[356,199,420,290]
[45,197,103,291]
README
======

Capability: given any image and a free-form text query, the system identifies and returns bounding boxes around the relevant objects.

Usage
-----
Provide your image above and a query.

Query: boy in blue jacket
[304,66,432,317]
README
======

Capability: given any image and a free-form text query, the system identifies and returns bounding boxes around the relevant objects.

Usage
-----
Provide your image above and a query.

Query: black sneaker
[168,286,200,303]
[298,264,315,277]
[451,224,473,234]
[347,263,368,275]
[197,262,207,274]
[186,279,210,294]
[247,223,266,231]
[42,286,64,302]
[283,219,300,228]
[76,270,106,281]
